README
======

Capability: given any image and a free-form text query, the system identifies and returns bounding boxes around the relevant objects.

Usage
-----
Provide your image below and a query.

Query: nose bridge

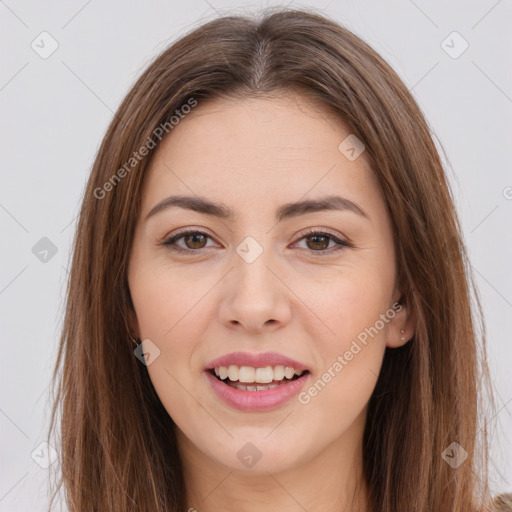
[233,235,277,296]
[219,234,291,331]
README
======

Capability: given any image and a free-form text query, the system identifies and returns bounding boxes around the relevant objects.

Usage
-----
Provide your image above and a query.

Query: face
[127,93,413,476]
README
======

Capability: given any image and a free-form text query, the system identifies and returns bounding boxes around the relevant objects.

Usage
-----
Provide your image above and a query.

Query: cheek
[130,259,209,339]
[296,268,391,405]
[129,262,213,410]
[297,260,394,346]
[297,283,390,433]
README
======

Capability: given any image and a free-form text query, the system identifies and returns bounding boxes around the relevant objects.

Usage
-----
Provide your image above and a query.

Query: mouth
[207,366,310,391]
[205,365,311,411]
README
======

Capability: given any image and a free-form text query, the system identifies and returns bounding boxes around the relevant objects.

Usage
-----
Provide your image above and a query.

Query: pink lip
[205,351,310,372]
[204,370,311,412]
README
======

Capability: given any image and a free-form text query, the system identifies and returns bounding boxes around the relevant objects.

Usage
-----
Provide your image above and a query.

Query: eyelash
[161,228,351,256]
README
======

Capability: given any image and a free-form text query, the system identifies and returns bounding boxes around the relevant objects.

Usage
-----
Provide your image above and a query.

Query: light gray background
[1,1,511,510]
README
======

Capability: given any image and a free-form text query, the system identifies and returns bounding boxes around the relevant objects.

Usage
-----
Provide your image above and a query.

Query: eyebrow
[144,194,369,222]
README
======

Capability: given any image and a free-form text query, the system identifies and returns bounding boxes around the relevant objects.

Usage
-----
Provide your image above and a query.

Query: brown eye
[305,234,331,251]
[294,229,351,256]
[162,230,214,254]
[182,233,208,249]
[162,229,350,256]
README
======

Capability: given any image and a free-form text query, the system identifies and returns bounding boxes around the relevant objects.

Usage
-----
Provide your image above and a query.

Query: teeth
[238,366,255,382]
[284,367,295,379]
[213,365,305,383]
[227,365,238,381]
[273,365,285,380]
[231,382,280,391]
[255,367,273,383]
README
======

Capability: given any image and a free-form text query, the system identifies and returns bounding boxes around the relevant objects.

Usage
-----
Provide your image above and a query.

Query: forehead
[155,93,361,162]
[141,93,382,219]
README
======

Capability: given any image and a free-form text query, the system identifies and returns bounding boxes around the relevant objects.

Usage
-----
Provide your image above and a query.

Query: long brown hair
[47,6,504,511]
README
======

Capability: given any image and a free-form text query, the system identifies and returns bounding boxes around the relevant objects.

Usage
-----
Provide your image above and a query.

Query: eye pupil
[164,229,346,255]
[186,233,207,249]
[307,235,329,251]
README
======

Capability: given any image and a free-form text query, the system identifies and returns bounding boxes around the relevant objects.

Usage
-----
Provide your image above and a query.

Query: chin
[207,436,307,475]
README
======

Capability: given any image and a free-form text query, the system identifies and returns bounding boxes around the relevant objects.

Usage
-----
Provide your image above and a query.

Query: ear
[385,286,416,349]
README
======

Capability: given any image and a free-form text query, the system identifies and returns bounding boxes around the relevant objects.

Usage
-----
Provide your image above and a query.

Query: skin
[127,93,416,512]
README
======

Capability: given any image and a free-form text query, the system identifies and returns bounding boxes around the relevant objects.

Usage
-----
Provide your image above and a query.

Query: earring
[130,333,140,346]
[400,328,406,341]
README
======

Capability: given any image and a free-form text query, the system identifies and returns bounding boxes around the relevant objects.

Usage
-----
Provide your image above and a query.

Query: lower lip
[205,370,310,411]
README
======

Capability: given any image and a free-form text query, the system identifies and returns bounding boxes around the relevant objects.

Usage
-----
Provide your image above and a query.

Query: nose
[219,249,292,334]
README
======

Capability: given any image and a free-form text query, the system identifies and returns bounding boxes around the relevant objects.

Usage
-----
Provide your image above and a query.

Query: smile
[213,364,306,389]
[205,365,311,411]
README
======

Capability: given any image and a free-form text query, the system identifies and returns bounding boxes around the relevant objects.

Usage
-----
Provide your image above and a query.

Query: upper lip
[205,351,310,372]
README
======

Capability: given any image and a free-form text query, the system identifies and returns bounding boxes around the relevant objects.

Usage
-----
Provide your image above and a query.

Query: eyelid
[161,227,352,255]
[291,227,353,255]
[294,226,348,242]
[162,226,213,241]
[160,227,218,255]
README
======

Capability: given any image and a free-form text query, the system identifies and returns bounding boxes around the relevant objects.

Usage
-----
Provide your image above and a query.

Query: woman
[47,6,511,512]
